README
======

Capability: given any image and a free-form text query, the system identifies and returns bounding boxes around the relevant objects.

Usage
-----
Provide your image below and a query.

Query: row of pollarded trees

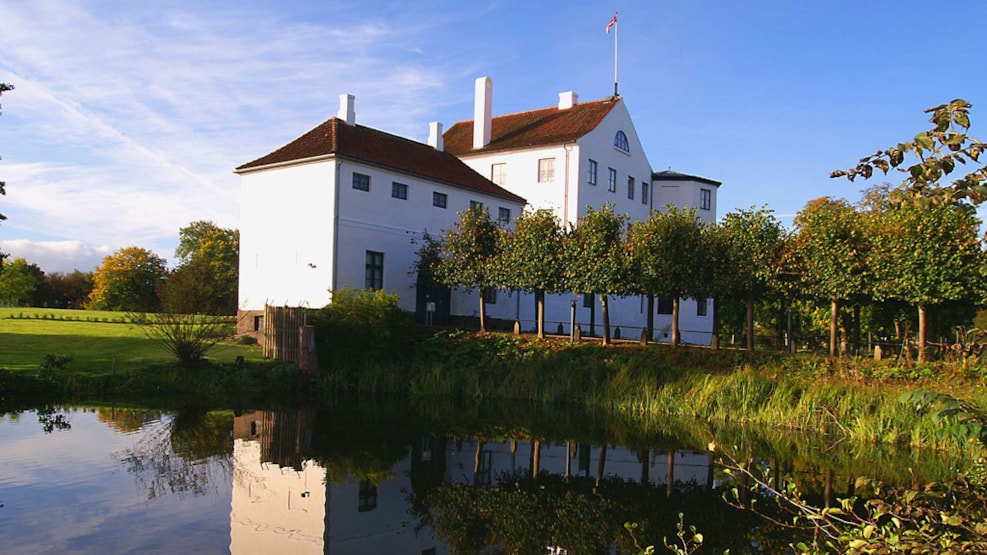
[424,185,985,360]
[794,187,984,361]
[425,202,787,348]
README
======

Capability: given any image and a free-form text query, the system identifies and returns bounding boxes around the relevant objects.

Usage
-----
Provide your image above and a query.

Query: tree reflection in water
[111,407,233,500]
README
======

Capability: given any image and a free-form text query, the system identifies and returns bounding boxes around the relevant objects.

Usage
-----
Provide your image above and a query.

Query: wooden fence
[263,305,307,362]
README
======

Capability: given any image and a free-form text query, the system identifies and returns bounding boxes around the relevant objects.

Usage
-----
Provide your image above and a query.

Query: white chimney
[428,121,444,151]
[338,93,356,125]
[473,76,492,149]
[558,91,578,110]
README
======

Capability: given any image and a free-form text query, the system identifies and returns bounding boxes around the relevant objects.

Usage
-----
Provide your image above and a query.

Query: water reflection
[0,403,970,554]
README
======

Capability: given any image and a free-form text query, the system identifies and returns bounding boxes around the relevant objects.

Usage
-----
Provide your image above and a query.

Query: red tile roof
[443,97,620,156]
[236,118,526,203]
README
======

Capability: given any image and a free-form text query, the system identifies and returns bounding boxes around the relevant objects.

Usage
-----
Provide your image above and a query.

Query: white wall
[238,160,337,311]
[240,156,525,315]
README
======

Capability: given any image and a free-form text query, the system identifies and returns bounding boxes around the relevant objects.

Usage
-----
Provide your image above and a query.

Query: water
[0,403,964,554]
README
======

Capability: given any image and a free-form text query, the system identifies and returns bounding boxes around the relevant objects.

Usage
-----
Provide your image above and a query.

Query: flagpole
[608,12,618,97]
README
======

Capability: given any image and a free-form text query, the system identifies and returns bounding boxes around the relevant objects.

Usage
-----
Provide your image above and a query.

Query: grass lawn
[0,307,264,376]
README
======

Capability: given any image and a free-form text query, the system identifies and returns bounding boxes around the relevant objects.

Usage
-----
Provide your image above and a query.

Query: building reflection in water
[229,410,713,554]
[230,410,446,555]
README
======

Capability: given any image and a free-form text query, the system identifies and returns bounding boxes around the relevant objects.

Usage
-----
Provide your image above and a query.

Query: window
[657,296,673,315]
[391,182,408,200]
[700,188,712,210]
[642,182,649,205]
[583,293,594,308]
[498,207,511,224]
[627,176,635,199]
[483,287,497,305]
[358,479,378,512]
[365,251,383,290]
[587,159,598,185]
[614,130,629,152]
[352,172,370,191]
[538,158,555,182]
[470,200,483,210]
[607,168,617,192]
[491,163,507,186]
[432,191,447,208]
[697,297,708,317]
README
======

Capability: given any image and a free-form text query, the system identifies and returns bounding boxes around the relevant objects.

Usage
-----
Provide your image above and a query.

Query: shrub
[130,312,230,368]
[309,287,421,375]
[237,334,258,345]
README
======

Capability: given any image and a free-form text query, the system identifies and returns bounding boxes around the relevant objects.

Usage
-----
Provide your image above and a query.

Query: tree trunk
[595,444,608,488]
[536,290,545,339]
[711,297,720,349]
[829,297,839,358]
[917,303,927,362]
[851,305,861,355]
[478,294,487,332]
[671,296,681,347]
[646,294,655,344]
[745,295,755,352]
[600,294,611,346]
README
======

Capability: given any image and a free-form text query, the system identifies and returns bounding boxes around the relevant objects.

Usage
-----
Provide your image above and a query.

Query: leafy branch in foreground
[710,393,987,554]
[831,99,987,206]
[130,312,231,367]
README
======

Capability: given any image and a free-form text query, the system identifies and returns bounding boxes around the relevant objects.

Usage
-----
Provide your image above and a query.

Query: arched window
[614,130,629,152]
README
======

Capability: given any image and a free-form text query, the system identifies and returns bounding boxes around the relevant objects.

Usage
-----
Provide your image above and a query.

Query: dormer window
[614,130,629,153]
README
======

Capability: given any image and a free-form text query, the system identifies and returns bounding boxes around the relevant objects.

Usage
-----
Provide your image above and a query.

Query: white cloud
[0,0,471,270]
[2,239,112,273]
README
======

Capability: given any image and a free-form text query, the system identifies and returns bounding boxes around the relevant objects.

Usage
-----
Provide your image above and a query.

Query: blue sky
[1,0,985,273]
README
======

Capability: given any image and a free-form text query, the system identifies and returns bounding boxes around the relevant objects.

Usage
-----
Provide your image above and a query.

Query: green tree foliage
[793,197,871,357]
[564,204,628,345]
[46,270,94,308]
[89,246,167,312]
[719,206,785,351]
[832,99,987,206]
[696,223,732,348]
[0,257,39,306]
[171,221,239,315]
[863,192,984,361]
[493,208,565,338]
[435,205,500,332]
[628,206,705,346]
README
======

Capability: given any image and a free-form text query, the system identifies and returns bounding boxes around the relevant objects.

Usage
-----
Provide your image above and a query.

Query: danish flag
[606,13,617,33]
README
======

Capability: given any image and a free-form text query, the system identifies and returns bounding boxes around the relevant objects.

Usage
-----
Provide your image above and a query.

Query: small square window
[432,192,447,208]
[700,188,712,210]
[498,207,511,223]
[352,172,370,191]
[607,168,617,192]
[657,296,673,315]
[491,163,507,186]
[392,182,408,200]
[587,159,598,185]
[470,200,483,210]
[538,158,555,183]
[627,176,635,199]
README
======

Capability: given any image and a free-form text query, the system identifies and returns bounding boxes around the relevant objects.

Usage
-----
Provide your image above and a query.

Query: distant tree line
[0,220,239,316]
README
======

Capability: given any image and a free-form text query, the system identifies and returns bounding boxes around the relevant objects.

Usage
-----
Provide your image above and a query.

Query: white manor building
[236,78,720,343]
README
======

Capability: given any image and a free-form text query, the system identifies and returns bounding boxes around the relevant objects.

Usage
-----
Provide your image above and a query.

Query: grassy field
[0,307,264,375]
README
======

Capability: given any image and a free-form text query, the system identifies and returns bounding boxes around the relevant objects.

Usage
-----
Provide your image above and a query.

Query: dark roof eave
[652,171,722,187]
